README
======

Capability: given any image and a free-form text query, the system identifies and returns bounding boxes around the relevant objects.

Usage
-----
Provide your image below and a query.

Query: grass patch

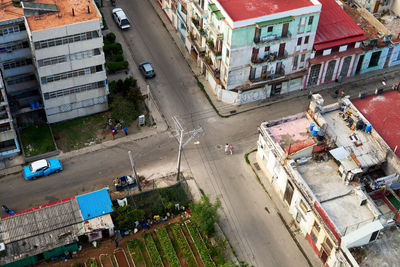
[51,112,107,152]
[20,124,56,157]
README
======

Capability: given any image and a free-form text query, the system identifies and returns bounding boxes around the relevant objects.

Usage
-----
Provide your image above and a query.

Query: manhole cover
[254,162,261,171]
[216,144,222,150]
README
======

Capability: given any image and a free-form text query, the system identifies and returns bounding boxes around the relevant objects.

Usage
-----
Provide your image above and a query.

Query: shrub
[144,234,163,267]
[106,61,128,74]
[157,227,181,267]
[114,206,144,230]
[190,194,221,236]
[104,43,123,58]
[104,32,116,44]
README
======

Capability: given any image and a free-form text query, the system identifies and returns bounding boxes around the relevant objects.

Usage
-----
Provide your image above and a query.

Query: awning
[256,16,293,28]
[215,11,224,20]
[208,3,218,12]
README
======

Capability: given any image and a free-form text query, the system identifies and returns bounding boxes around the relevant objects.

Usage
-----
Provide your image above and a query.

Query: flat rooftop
[267,116,316,154]
[0,1,24,21]
[297,160,375,234]
[26,0,100,32]
[217,0,316,22]
[314,0,365,50]
[323,108,386,167]
[352,91,400,158]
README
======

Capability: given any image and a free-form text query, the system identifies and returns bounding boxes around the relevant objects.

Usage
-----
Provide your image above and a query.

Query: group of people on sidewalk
[109,118,129,139]
[224,143,234,155]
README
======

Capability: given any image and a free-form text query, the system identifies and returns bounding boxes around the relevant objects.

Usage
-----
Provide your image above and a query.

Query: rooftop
[0,1,24,21]
[216,0,316,22]
[76,188,113,220]
[0,198,82,265]
[297,160,375,234]
[267,116,316,154]
[314,0,365,50]
[25,0,100,32]
[352,90,400,158]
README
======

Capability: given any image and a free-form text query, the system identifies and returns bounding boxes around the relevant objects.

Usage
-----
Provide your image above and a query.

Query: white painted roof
[30,159,48,172]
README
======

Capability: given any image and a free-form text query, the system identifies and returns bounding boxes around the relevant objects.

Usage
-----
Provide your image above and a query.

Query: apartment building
[305,0,366,87]
[0,3,40,114]
[256,95,400,266]
[0,73,20,160]
[0,0,107,123]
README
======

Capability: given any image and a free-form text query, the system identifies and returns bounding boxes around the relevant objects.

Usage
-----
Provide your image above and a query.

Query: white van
[112,8,131,29]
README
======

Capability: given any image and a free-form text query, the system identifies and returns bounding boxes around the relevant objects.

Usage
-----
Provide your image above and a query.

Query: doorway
[324,60,336,82]
[307,64,321,86]
[284,180,294,204]
[282,23,289,38]
[278,43,286,57]
[355,54,364,74]
[384,47,393,68]
[340,56,352,77]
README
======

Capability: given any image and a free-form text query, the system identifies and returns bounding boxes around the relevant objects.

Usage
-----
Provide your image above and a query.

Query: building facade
[0,73,20,159]
[0,0,108,123]
[305,0,366,87]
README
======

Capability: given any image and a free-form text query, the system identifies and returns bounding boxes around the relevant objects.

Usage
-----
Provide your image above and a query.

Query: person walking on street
[123,126,128,136]
[229,144,234,155]
[340,91,345,98]
[108,119,113,130]
[224,143,229,155]
[112,129,116,139]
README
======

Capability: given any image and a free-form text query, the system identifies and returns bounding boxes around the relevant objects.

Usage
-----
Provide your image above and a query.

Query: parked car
[138,62,156,78]
[113,175,135,191]
[23,158,63,180]
[112,8,131,29]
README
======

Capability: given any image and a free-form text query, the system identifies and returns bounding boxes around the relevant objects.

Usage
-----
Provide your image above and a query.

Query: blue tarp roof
[76,188,113,220]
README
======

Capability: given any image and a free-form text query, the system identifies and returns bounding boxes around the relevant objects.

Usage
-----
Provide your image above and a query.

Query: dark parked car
[139,62,155,78]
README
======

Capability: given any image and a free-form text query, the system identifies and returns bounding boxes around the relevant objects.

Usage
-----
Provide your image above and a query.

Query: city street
[0,0,324,266]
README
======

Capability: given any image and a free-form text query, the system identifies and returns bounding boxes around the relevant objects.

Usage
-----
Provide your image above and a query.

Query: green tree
[114,205,144,230]
[189,194,221,236]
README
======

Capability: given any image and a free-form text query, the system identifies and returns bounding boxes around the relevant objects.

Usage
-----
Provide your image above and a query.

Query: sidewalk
[246,151,322,267]
[149,0,400,117]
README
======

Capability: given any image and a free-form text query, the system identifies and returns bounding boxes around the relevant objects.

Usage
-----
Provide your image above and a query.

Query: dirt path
[99,254,114,267]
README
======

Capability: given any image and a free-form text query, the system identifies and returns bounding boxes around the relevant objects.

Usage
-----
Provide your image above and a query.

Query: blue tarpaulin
[76,188,113,220]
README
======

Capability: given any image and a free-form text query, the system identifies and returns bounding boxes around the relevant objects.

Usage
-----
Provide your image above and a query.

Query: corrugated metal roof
[314,0,365,50]
[76,188,113,220]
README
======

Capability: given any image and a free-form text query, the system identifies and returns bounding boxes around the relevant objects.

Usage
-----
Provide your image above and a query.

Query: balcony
[203,56,222,83]
[191,18,206,36]
[251,51,288,65]
[206,39,222,59]
[191,1,206,16]
[253,32,292,47]
[249,68,285,84]
[189,33,205,55]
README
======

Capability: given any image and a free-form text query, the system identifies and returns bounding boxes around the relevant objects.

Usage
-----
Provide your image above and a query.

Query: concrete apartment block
[0,0,108,123]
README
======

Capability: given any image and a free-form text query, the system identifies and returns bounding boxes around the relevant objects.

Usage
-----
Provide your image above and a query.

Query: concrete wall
[352,46,388,75]
[46,100,108,123]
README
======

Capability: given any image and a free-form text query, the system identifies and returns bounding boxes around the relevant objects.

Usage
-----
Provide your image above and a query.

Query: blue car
[23,158,63,180]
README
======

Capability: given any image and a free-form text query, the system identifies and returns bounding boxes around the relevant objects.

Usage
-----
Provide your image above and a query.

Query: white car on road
[112,8,131,30]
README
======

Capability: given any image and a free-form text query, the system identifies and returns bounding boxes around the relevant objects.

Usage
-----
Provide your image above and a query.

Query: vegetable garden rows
[127,222,216,267]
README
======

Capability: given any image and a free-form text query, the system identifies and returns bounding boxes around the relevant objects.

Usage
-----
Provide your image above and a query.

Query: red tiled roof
[314,0,365,50]
[309,48,363,64]
[218,0,315,22]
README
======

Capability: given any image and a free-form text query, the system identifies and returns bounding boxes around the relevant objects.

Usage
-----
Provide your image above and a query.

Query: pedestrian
[123,126,128,136]
[112,129,116,139]
[340,91,345,98]
[224,143,229,154]
[108,118,113,130]
[334,89,339,98]
[308,90,312,99]
[115,240,119,248]
[229,144,234,155]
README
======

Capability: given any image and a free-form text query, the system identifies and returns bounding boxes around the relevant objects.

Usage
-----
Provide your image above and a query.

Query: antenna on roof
[72,7,74,16]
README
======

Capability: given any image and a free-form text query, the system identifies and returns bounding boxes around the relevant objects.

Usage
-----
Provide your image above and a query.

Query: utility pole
[173,116,203,181]
[128,151,142,191]
[147,85,153,126]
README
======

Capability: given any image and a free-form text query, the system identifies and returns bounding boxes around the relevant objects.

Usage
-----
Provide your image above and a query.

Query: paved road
[0,0,321,266]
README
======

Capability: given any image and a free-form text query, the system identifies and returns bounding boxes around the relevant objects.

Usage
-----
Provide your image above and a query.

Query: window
[293,55,299,70]
[297,37,302,46]
[265,46,270,52]
[34,31,99,50]
[304,36,309,44]
[308,16,314,25]
[43,81,105,100]
[368,51,381,68]
[267,26,273,32]
[299,199,307,213]
[300,54,305,62]
[310,221,320,244]
[41,65,102,84]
